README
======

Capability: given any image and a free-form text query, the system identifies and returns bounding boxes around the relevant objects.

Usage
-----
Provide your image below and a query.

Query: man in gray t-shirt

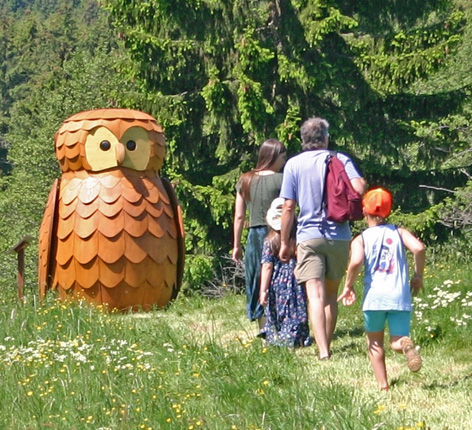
[279,117,366,360]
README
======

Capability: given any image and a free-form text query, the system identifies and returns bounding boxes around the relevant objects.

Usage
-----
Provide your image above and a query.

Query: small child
[338,188,425,391]
[259,198,312,347]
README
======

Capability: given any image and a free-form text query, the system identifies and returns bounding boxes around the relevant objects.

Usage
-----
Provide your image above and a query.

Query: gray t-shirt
[236,173,283,227]
[280,150,362,242]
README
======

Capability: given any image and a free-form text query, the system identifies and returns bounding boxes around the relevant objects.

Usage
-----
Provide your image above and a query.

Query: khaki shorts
[295,238,350,283]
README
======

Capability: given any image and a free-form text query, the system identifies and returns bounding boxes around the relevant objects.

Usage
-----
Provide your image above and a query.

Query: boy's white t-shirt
[361,224,412,311]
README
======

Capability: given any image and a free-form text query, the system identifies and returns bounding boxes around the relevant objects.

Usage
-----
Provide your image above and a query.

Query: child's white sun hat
[266,197,285,231]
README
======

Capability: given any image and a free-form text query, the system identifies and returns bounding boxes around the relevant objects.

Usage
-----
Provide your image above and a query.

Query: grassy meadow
[0,259,471,430]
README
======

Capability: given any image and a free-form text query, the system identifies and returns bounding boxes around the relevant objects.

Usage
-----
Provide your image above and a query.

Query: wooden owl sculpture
[38,109,185,311]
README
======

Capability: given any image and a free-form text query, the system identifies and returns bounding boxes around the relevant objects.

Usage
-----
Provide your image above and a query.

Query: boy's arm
[259,262,273,306]
[399,228,425,296]
[337,235,364,306]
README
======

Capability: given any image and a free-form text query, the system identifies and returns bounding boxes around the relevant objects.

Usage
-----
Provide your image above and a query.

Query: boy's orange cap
[363,188,392,218]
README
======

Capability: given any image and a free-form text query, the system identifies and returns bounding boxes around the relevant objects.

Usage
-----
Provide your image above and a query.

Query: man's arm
[351,177,367,196]
[279,199,296,263]
[341,154,367,196]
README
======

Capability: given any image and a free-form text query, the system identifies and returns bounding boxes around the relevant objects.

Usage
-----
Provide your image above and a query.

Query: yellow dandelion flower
[373,404,386,415]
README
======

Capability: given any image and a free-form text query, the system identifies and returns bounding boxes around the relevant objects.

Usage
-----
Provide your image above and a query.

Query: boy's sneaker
[401,337,422,372]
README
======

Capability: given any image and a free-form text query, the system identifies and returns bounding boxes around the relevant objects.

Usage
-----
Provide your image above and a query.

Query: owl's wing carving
[161,177,185,299]
[38,179,59,300]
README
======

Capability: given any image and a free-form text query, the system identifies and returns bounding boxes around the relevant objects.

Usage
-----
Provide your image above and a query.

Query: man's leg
[324,240,350,349]
[325,278,342,346]
[305,278,330,359]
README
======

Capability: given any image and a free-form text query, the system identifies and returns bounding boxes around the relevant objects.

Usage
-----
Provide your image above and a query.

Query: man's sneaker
[401,337,422,372]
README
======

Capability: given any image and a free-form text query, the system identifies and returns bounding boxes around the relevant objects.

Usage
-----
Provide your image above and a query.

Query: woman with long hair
[232,139,287,327]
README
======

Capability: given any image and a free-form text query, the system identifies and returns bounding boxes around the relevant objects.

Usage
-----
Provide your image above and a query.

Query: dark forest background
[1,0,471,294]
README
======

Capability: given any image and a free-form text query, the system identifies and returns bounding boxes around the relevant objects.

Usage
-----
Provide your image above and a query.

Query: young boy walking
[338,188,425,391]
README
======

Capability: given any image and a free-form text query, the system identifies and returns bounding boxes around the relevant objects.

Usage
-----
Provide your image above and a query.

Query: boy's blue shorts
[363,310,411,336]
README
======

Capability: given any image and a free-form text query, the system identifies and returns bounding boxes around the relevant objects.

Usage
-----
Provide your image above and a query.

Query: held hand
[279,243,290,263]
[337,287,356,306]
[259,290,268,306]
[232,246,242,263]
[410,274,423,296]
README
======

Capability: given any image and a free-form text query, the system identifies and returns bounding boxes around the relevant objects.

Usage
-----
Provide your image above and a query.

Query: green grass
[0,259,471,429]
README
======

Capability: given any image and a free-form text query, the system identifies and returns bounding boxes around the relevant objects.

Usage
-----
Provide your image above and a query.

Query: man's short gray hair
[300,117,330,151]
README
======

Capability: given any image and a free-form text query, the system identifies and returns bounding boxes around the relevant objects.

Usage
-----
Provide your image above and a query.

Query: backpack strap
[319,150,337,216]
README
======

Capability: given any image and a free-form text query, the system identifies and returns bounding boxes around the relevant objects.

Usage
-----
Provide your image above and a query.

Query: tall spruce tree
[1,0,470,292]
[105,0,467,277]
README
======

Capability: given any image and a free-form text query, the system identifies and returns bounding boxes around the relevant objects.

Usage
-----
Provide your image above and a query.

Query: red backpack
[322,152,363,223]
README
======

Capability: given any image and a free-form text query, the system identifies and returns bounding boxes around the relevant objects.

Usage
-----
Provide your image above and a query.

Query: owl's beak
[115,143,126,165]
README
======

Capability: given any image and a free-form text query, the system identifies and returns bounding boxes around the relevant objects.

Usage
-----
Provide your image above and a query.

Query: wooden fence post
[7,235,33,303]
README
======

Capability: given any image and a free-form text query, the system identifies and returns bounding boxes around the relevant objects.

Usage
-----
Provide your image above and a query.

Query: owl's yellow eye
[120,127,150,170]
[126,140,136,151]
[100,140,111,151]
[85,127,121,171]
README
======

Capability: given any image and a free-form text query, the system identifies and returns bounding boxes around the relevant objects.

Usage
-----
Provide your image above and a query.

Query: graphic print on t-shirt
[375,237,395,275]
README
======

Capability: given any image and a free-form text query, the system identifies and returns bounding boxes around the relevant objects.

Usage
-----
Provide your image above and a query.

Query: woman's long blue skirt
[244,226,267,321]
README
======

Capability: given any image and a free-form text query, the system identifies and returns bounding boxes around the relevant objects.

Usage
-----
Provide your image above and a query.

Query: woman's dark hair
[239,139,286,201]
[300,117,329,151]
